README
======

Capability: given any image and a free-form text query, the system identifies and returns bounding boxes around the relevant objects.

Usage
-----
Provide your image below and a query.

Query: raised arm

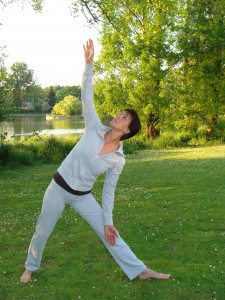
[81,39,101,129]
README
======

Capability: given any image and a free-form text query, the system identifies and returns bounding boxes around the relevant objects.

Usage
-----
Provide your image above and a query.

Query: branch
[91,0,128,38]
[121,0,143,27]
[78,0,102,24]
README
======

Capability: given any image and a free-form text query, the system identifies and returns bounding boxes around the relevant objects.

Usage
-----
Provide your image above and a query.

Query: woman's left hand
[104,225,118,246]
[83,39,94,64]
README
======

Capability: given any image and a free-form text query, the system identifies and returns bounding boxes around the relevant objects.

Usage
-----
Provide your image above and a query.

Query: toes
[20,275,31,283]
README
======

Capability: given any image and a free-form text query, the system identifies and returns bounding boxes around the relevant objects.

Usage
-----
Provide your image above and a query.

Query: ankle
[138,268,148,279]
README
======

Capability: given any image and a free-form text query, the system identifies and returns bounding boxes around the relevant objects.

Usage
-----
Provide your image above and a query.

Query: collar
[98,124,125,157]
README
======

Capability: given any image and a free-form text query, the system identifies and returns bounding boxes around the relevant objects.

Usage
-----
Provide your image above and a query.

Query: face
[110,111,132,135]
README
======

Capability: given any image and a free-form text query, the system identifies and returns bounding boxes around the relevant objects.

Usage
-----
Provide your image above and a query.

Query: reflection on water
[0,115,85,137]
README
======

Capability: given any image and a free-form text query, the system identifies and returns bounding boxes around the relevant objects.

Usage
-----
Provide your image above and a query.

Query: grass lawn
[0,145,225,300]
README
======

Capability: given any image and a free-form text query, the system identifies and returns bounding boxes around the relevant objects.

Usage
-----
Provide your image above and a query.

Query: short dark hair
[120,109,141,141]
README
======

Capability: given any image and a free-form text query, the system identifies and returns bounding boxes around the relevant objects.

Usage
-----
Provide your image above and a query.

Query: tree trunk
[146,113,160,139]
[206,114,218,135]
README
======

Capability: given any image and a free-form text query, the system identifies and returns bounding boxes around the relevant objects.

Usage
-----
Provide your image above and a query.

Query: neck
[105,130,123,145]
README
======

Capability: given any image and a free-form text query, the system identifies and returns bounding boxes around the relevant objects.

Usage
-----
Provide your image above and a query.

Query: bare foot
[20,269,33,283]
[138,268,171,280]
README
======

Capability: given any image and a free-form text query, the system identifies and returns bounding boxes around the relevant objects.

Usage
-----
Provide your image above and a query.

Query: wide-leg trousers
[25,179,147,280]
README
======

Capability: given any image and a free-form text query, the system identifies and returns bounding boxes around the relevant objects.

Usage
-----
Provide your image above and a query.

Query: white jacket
[57,64,125,225]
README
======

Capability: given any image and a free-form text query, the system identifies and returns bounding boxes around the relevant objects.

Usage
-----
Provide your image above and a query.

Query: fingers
[87,39,93,46]
[104,225,119,246]
[86,40,90,50]
[105,230,118,246]
[113,228,119,237]
[83,42,88,52]
[106,234,116,246]
[83,39,93,51]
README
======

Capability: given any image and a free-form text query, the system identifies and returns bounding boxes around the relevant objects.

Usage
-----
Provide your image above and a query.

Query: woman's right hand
[83,39,94,64]
[104,225,119,246]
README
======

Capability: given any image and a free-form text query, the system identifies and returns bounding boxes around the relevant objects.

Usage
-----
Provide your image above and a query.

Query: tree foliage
[9,62,35,107]
[23,84,45,112]
[52,95,82,116]
[0,0,44,11]
[1,0,225,139]
[55,86,81,102]
[73,0,179,137]
[0,46,14,120]
[73,0,225,138]
[166,0,225,136]
[45,86,56,107]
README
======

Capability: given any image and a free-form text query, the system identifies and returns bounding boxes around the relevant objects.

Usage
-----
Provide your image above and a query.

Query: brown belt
[53,171,91,196]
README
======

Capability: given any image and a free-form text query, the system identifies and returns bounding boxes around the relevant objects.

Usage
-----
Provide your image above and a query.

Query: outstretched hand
[83,39,94,64]
[104,225,119,246]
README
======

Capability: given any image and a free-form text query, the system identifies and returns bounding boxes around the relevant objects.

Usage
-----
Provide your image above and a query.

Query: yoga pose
[20,39,171,283]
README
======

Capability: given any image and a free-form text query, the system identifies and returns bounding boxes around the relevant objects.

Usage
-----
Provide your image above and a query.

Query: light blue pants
[25,180,147,280]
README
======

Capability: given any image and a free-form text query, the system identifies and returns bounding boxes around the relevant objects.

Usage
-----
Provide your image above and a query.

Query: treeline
[1,0,225,142]
[0,49,81,119]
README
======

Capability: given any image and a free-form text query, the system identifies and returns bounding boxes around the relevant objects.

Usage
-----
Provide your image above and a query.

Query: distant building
[21,101,34,111]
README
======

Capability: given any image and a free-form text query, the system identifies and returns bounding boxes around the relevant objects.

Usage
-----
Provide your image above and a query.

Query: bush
[123,134,151,154]
[0,143,13,164]
[150,132,180,149]
[175,132,192,144]
[0,134,81,166]
[0,143,34,166]
[11,148,34,165]
[1,128,224,166]
[123,131,193,153]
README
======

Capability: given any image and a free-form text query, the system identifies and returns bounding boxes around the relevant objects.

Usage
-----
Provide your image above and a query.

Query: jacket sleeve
[102,160,125,226]
[81,64,101,129]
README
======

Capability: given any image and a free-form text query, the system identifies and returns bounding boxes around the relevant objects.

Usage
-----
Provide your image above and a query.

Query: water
[0,115,85,137]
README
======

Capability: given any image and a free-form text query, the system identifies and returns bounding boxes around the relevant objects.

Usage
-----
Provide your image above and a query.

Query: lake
[0,114,85,137]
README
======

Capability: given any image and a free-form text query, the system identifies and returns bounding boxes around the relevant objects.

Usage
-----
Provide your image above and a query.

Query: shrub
[0,143,13,164]
[175,132,192,144]
[150,132,180,149]
[1,128,224,166]
[123,134,151,154]
[11,148,34,165]
[0,134,81,166]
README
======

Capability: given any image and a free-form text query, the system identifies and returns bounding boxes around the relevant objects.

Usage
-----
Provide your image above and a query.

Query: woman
[20,39,171,283]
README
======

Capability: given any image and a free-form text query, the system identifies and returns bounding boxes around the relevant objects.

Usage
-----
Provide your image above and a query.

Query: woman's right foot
[138,268,171,280]
[20,269,32,283]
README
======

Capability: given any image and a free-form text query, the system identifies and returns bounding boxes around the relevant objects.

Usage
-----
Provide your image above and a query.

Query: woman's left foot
[20,269,32,283]
[138,268,171,280]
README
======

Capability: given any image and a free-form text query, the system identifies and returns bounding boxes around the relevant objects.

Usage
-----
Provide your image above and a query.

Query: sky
[0,0,101,87]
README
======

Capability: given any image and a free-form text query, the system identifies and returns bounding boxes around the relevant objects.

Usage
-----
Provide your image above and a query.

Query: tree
[74,0,225,139]
[55,86,81,102]
[23,84,45,112]
[0,46,14,121]
[9,62,35,108]
[2,0,224,139]
[46,86,56,107]
[52,95,82,116]
[73,0,177,138]
[166,0,225,136]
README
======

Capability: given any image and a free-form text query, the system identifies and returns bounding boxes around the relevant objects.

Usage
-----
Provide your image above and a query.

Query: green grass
[0,146,225,300]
